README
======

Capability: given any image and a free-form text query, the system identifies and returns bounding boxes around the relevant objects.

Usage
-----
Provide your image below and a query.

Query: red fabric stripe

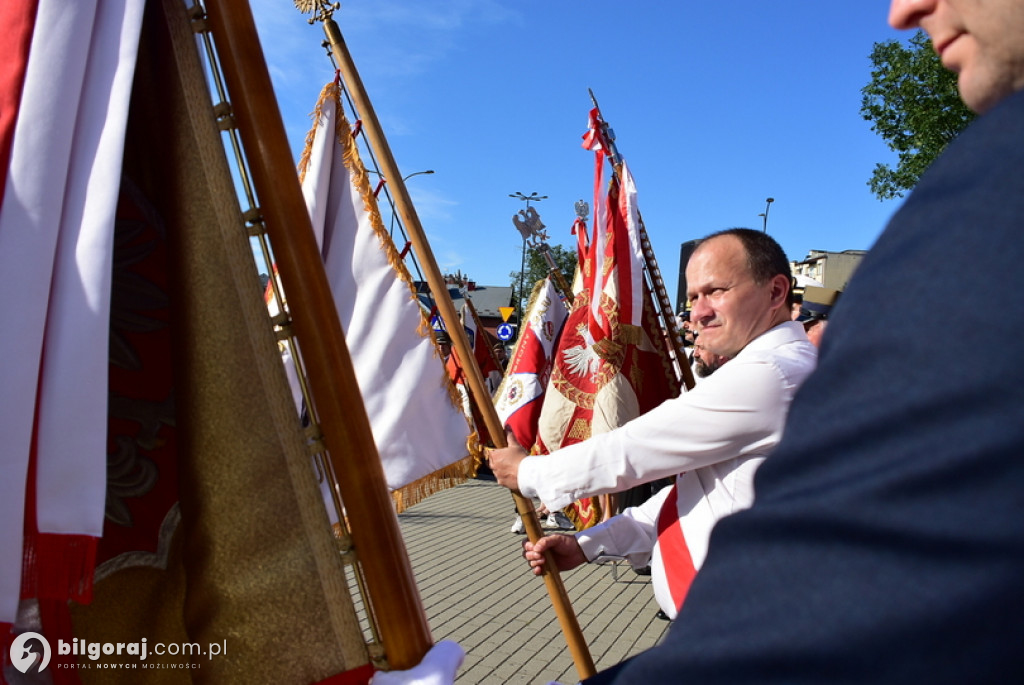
[38,598,80,685]
[656,484,697,612]
[610,176,634,326]
[0,0,39,205]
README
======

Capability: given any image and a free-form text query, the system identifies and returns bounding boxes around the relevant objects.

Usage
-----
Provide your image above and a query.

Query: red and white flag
[0,0,145,626]
[293,81,475,507]
[443,301,501,447]
[493,277,569,448]
[532,113,680,528]
[462,302,503,397]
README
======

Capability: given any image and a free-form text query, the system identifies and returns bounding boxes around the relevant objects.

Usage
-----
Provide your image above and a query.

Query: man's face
[889,0,1024,113]
[790,301,803,321]
[686,235,780,359]
[693,344,728,378]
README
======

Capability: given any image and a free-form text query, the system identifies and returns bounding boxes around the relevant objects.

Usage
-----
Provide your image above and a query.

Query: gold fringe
[295,82,479,512]
[299,81,468,423]
[390,453,478,514]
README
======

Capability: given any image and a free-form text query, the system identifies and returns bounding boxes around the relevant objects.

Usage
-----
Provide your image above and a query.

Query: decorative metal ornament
[574,199,589,222]
[294,0,339,23]
[512,205,549,248]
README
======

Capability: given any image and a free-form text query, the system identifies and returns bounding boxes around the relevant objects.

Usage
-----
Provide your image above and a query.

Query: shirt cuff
[575,529,606,562]
[517,456,542,500]
[517,455,575,510]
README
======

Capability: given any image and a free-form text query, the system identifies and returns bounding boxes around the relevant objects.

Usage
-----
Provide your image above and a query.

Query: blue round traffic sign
[496,322,515,341]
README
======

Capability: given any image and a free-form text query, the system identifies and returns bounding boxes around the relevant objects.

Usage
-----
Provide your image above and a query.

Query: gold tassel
[301,82,466,420]
[390,453,479,513]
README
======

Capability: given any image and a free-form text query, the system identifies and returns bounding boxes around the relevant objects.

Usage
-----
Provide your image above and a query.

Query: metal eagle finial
[574,200,589,222]
[512,205,549,248]
[294,0,339,24]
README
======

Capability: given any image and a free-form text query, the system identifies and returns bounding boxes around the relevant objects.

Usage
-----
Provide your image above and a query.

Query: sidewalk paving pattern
[396,477,669,683]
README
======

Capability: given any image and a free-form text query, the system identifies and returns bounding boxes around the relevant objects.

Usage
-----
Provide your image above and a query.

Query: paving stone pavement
[396,476,670,684]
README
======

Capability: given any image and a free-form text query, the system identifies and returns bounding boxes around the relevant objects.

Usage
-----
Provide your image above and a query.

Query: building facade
[790,249,867,291]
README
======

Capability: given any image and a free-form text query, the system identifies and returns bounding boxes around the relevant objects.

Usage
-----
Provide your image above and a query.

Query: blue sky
[249,1,909,306]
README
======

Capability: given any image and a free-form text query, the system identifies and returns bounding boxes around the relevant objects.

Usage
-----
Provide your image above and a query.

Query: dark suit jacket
[588,88,1024,683]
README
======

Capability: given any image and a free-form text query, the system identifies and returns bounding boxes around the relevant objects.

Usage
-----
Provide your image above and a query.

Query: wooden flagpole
[202,0,432,669]
[541,253,574,304]
[588,90,696,391]
[311,5,597,679]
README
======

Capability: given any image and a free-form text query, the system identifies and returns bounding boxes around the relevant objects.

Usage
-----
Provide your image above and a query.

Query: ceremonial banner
[494,277,570,448]
[297,81,476,508]
[533,117,680,529]
[462,302,503,396]
[0,0,144,631]
[5,1,372,682]
[440,297,505,450]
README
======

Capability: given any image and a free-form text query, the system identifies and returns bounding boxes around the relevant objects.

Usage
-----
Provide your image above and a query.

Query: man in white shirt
[489,228,817,618]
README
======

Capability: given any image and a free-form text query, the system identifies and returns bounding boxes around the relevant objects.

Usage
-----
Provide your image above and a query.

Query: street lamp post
[367,168,434,186]
[761,197,775,233]
[402,169,434,182]
[367,169,434,236]
[509,191,547,209]
[509,192,547,329]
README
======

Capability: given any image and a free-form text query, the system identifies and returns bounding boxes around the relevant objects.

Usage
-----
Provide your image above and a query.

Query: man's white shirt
[518,321,817,617]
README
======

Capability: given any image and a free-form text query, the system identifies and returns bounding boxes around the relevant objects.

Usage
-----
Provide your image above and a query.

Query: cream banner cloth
[296,81,474,506]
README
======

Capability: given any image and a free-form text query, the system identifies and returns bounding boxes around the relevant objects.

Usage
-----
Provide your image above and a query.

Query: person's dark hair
[698,228,794,306]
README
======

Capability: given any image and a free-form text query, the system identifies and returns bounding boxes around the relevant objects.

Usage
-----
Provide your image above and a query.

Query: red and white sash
[654,483,698,616]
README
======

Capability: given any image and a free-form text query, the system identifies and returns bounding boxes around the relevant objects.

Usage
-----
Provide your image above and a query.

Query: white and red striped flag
[493,277,569,448]
[293,80,476,509]
[0,0,145,630]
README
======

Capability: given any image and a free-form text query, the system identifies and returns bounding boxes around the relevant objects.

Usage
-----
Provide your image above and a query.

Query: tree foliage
[861,30,975,200]
[509,243,578,317]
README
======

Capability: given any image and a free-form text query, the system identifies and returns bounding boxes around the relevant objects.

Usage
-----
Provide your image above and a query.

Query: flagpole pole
[587,90,695,391]
[202,0,433,669]
[313,7,597,679]
[537,245,575,305]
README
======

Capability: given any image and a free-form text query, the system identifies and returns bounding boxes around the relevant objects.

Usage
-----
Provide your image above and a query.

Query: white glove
[370,640,465,685]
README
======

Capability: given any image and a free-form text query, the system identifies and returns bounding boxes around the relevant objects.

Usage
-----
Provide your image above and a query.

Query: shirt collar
[735,320,808,358]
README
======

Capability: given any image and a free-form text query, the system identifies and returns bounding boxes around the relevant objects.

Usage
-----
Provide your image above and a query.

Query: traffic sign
[496,322,515,341]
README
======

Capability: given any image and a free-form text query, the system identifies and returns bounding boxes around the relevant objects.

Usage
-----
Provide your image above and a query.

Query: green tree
[861,30,975,200]
[509,243,578,318]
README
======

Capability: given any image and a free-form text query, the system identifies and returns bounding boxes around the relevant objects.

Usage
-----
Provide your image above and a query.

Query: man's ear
[768,274,792,310]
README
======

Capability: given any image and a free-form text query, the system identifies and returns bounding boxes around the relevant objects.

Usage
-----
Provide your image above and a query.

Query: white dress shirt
[520,321,817,616]
[519,321,816,508]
